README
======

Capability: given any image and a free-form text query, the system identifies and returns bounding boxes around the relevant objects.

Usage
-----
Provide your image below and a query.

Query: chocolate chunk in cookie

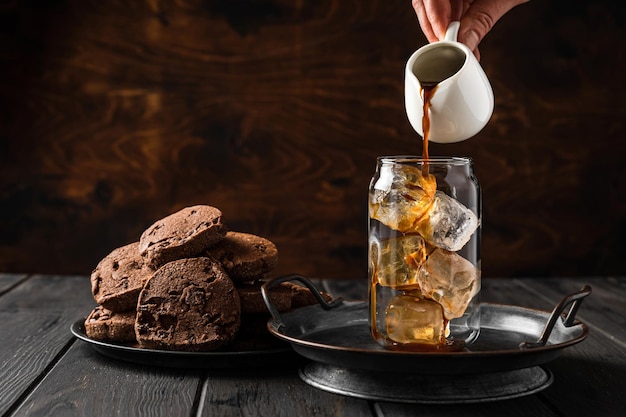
[139,205,227,268]
[204,231,278,282]
[91,242,154,312]
[135,257,240,351]
[85,306,137,342]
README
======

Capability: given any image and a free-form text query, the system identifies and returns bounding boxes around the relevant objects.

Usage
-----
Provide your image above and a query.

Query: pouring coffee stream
[420,83,435,175]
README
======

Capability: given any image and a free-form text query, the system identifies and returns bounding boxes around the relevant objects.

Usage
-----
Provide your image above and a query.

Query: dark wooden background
[1,0,624,280]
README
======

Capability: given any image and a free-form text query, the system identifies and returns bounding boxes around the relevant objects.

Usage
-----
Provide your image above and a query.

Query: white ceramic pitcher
[405,22,494,143]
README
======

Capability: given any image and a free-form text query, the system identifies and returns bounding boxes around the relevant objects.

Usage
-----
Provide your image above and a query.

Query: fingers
[412,0,528,56]
[412,0,453,42]
[450,0,466,22]
[424,0,452,40]
[412,0,438,43]
[458,0,529,51]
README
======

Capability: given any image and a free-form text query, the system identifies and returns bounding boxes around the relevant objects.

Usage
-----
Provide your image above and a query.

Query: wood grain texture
[515,277,626,346]
[0,1,624,279]
[0,275,95,415]
[1,274,626,416]
[11,343,201,417]
[480,278,626,417]
[200,368,372,417]
[0,273,28,294]
[375,397,556,417]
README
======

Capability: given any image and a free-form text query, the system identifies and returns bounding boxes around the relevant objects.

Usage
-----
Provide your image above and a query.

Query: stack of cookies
[85,205,326,351]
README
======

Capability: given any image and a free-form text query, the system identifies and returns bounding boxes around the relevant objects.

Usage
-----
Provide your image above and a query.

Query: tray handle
[520,285,592,349]
[261,274,344,329]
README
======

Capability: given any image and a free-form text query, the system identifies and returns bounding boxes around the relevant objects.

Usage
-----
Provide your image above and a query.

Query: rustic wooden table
[1,274,624,416]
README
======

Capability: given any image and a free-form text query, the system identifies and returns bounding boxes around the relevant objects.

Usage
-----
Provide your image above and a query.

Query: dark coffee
[421,82,437,175]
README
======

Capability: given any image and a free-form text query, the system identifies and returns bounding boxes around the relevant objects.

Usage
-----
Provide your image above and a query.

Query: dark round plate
[70,319,294,369]
[267,301,588,375]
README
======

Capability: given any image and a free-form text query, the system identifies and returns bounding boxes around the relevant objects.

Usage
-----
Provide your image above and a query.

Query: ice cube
[417,249,480,320]
[414,191,478,251]
[385,295,445,345]
[372,234,432,289]
[370,164,437,233]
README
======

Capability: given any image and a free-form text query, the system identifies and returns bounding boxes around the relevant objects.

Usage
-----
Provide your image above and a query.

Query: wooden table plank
[541,343,626,417]
[0,274,94,312]
[0,310,73,415]
[516,277,626,346]
[10,342,201,417]
[481,278,626,416]
[0,273,29,295]
[2,275,624,417]
[374,396,557,417]
[0,275,95,415]
[511,278,626,416]
[200,368,372,417]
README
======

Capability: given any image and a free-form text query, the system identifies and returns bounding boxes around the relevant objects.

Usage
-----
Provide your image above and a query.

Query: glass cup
[368,156,481,351]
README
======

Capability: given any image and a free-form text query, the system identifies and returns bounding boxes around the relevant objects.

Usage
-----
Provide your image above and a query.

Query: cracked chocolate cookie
[85,306,137,342]
[135,257,240,351]
[139,205,227,268]
[91,242,154,312]
[204,231,278,282]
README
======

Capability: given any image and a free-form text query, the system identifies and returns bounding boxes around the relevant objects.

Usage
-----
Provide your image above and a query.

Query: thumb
[458,0,528,51]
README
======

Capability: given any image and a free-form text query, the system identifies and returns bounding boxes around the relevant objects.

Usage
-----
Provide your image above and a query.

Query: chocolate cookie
[84,306,136,342]
[236,280,292,314]
[283,281,333,308]
[91,242,154,312]
[139,205,227,268]
[135,257,240,351]
[204,231,278,281]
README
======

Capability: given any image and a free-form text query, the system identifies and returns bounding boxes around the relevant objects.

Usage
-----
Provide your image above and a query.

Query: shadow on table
[541,354,626,414]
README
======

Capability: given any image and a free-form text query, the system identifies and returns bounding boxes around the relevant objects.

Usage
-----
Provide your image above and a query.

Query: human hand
[411,0,529,59]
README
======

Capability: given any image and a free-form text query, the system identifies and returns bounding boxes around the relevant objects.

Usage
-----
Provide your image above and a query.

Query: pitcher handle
[445,21,460,42]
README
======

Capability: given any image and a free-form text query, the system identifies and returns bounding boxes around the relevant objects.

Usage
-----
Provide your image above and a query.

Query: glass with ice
[368,156,481,351]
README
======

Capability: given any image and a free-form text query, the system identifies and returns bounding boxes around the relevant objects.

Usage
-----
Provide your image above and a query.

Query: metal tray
[262,275,591,375]
[299,362,553,404]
